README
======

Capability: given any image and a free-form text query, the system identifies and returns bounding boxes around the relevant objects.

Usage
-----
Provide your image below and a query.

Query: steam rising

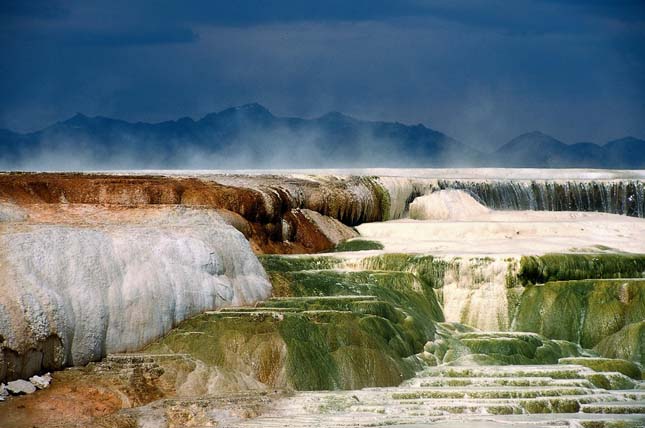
[1,104,642,170]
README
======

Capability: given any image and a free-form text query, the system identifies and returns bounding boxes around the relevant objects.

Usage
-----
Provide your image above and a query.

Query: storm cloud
[1,0,643,149]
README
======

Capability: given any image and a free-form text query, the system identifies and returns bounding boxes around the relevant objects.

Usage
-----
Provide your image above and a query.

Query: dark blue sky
[1,0,644,148]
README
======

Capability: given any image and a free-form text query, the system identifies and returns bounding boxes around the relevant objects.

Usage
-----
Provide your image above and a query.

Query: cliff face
[0,173,381,253]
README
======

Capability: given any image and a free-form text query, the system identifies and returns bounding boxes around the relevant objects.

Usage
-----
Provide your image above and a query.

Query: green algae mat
[146,256,444,390]
[518,254,645,285]
[512,279,645,352]
[145,252,645,391]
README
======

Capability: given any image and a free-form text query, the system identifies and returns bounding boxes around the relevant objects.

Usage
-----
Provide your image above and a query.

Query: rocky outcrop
[0,172,374,383]
[1,172,644,258]
[277,208,358,254]
[0,173,386,253]
[0,207,271,382]
[5,379,36,395]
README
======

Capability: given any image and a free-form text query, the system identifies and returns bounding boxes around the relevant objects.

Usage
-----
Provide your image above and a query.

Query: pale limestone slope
[0,205,271,382]
[357,206,645,257]
[409,189,490,220]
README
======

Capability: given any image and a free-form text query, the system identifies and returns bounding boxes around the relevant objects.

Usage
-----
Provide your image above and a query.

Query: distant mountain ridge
[494,131,645,168]
[1,103,643,169]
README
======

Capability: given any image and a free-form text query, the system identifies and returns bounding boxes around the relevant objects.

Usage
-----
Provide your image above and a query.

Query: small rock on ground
[29,373,52,390]
[6,379,37,395]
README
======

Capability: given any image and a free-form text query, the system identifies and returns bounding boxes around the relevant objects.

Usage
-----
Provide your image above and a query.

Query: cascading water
[343,254,521,332]
[437,179,645,217]
[375,176,430,220]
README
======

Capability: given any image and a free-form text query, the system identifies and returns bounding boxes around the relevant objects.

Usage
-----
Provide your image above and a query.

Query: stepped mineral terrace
[0,169,644,427]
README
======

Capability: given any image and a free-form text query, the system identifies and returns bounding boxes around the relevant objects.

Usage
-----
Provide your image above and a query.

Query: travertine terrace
[1,169,644,428]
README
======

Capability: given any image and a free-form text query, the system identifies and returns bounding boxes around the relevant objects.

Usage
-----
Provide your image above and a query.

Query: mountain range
[1,103,643,169]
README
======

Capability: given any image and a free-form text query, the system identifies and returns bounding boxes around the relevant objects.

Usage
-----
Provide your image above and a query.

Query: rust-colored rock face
[0,172,374,425]
[0,172,378,253]
[0,354,285,428]
[0,173,369,386]
[0,173,279,222]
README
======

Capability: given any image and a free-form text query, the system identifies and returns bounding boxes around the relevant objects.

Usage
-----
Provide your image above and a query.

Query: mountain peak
[605,136,644,146]
[500,130,563,146]
[64,113,90,125]
[201,103,274,123]
[318,111,354,122]
[228,102,274,118]
[517,130,553,139]
[237,102,269,112]
[60,113,130,129]
[493,130,568,167]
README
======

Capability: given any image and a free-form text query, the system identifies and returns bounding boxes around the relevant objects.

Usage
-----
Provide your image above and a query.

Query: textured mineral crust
[1,170,644,428]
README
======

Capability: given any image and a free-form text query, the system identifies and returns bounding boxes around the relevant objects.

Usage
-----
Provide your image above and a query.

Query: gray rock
[29,373,52,389]
[6,379,37,395]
